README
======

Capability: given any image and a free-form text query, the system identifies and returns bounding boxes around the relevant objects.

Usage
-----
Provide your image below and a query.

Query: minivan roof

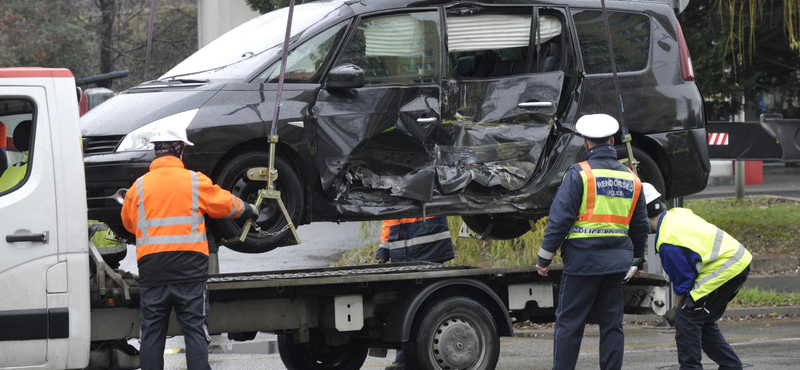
[342,0,676,14]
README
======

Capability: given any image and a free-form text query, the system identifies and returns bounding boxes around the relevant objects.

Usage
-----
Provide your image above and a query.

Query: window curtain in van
[446,14,562,53]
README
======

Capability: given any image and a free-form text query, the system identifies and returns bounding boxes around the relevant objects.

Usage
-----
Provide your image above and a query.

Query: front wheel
[404,297,500,370]
[209,151,304,254]
[277,331,368,370]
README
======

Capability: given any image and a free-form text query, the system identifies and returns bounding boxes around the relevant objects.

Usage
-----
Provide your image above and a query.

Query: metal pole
[735,160,745,199]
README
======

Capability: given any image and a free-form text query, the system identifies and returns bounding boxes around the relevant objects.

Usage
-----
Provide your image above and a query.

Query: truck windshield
[160,1,347,81]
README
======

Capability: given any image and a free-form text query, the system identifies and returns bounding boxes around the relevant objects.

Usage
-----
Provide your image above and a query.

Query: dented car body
[82,0,710,253]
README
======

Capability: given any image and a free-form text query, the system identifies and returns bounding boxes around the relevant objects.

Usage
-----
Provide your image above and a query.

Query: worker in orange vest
[377,216,454,370]
[121,122,259,370]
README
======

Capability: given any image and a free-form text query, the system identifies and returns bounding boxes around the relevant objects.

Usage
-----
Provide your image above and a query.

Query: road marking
[164,348,182,354]
[580,332,800,352]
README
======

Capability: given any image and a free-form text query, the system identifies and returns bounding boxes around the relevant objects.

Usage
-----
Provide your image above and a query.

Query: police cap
[575,114,619,140]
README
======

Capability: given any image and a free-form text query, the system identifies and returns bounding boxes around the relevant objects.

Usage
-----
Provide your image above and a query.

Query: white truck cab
[0,68,91,369]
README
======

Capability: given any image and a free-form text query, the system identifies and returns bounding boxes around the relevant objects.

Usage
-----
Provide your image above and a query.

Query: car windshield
[160,1,348,81]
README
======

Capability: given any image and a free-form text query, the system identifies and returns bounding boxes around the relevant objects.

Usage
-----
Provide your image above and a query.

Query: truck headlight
[116,109,199,152]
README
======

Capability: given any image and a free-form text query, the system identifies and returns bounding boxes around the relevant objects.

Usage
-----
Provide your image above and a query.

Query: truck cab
[0,68,91,369]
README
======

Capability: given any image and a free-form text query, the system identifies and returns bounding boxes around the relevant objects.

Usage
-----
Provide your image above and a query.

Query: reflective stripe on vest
[385,231,451,250]
[135,171,207,258]
[567,162,641,239]
[656,208,752,300]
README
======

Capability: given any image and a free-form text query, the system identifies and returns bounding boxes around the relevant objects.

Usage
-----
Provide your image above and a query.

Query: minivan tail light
[676,20,695,81]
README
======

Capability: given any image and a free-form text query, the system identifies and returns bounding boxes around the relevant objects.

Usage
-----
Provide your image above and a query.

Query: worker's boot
[384,361,407,370]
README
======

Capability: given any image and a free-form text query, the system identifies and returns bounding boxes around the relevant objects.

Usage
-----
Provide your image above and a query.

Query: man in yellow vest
[536,114,649,370]
[642,182,751,370]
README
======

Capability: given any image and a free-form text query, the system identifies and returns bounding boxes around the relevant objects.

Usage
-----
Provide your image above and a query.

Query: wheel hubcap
[432,318,480,369]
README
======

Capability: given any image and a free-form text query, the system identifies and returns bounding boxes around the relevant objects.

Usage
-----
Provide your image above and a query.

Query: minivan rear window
[572,11,650,74]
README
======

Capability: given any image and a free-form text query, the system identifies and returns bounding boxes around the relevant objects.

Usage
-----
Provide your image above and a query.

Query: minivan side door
[437,5,567,194]
[313,9,443,203]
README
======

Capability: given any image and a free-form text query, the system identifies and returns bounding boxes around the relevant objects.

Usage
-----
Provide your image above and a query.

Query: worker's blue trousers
[674,266,749,370]
[553,272,626,370]
[139,281,211,370]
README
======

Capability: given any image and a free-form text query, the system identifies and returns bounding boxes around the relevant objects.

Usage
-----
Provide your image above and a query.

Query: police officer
[377,216,455,370]
[121,123,259,370]
[536,114,649,370]
[642,182,751,370]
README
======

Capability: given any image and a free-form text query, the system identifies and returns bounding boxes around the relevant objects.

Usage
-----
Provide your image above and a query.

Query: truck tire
[277,332,368,370]
[617,146,666,198]
[209,151,304,254]
[462,215,533,240]
[404,296,500,370]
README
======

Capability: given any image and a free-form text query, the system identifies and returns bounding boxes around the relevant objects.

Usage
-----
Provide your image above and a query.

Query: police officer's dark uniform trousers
[537,144,649,370]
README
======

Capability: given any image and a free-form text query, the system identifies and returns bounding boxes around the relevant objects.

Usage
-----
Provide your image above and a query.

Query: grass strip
[730,287,800,308]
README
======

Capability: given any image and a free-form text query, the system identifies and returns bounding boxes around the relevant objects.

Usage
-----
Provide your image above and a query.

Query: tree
[0,1,96,78]
[680,0,800,119]
[245,0,290,14]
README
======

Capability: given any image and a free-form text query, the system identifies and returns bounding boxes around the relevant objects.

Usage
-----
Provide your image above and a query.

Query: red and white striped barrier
[708,132,729,145]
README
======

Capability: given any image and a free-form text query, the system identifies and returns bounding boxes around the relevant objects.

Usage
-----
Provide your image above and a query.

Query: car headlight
[116,109,199,152]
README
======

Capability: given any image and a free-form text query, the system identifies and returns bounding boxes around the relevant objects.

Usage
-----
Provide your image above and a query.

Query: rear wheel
[403,296,500,370]
[277,331,367,370]
[617,146,666,197]
[209,151,304,254]
[461,215,533,240]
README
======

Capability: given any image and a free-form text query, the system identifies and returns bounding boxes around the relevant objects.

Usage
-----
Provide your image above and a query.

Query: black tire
[209,151,304,254]
[462,215,533,240]
[617,146,666,198]
[105,222,133,244]
[277,331,368,370]
[404,297,500,370]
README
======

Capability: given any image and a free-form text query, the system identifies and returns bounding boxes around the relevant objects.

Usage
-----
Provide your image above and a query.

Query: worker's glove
[376,258,388,264]
[664,307,677,326]
[247,203,261,221]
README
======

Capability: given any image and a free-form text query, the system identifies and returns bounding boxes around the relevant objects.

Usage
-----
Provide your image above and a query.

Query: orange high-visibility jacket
[121,156,246,286]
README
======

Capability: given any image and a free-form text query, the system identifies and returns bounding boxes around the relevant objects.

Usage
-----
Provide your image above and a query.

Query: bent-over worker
[121,123,259,370]
[536,114,649,370]
[642,182,751,370]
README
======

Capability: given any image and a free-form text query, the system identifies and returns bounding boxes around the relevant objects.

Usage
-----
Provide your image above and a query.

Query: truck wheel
[404,297,500,370]
[462,215,533,240]
[209,151,304,254]
[617,147,666,198]
[277,332,368,370]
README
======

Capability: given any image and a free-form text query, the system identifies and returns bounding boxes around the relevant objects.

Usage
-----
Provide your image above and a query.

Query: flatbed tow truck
[0,69,668,370]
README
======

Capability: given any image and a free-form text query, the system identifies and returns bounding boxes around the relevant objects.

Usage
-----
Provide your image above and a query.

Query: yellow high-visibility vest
[656,208,752,301]
[567,162,642,239]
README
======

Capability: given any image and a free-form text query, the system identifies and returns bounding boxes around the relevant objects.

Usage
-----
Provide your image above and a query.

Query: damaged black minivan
[82,0,710,253]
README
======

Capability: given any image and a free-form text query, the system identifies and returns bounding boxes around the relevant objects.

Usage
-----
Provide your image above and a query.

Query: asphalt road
[155,318,800,369]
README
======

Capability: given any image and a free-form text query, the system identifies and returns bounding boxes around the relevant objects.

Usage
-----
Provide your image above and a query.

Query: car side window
[572,10,651,74]
[446,7,565,79]
[0,99,35,195]
[335,11,441,86]
[259,20,349,83]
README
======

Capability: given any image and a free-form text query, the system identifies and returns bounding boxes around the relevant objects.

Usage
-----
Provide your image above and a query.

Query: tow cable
[228,0,301,245]
[600,0,638,175]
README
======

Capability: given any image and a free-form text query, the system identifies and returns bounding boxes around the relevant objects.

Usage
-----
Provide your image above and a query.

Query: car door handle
[518,102,553,108]
[416,117,438,123]
[6,232,49,244]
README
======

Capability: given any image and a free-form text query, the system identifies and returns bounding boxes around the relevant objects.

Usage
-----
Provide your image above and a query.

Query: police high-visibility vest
[567,162,641,239]
[121,156,245,261]
[656,208,752,301]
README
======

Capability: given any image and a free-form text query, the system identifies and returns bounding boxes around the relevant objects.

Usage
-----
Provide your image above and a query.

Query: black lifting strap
[599,0,638,175]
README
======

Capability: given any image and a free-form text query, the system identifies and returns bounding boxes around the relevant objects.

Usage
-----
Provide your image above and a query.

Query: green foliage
[336,217,554,267]
[685,197,800,255]
[245,0,291,14]
[0,1,96,78]
[680,0,800,118]
[730,286,800,307]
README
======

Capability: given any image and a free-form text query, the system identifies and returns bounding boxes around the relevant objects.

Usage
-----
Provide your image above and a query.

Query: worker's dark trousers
[553,272,626,370]
[139,281,211,370]
[674,266,750,370]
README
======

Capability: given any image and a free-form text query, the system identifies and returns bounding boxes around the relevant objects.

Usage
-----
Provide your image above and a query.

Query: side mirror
[326,64,366,90]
